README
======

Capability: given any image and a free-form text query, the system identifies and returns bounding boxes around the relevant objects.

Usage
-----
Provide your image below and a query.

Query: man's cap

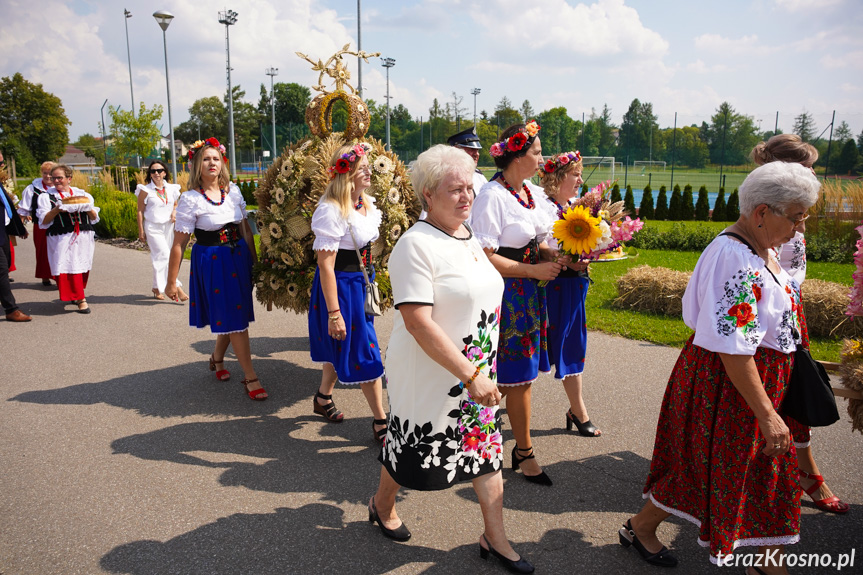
[447,126,482,149]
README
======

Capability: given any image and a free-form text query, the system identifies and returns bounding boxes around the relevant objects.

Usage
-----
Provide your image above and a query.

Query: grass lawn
[586,247,854,362]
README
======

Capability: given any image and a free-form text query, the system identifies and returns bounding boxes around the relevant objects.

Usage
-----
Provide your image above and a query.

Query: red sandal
[209,355,230,381]
[242,377,268,401]
[799,470,849,514]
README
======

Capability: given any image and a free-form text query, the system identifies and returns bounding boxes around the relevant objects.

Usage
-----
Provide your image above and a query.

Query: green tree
[536,107,580,156]
[695,185,710,221]
[682,184,695,220]
[619,98,658,161]
[597,104,617,154]
[836,139,860,175]
[702,102,760,165]
[0,73,70,162]
[726,188,740,221]
[712,188,727,221]
[73,133,105,166]
[668,184,682,220]
[520,100,535,123]
[175,96,227,144]
[494,97,521,132]
[108,102,163,163]
[639,184,654,219]
[610,182,622,203]
[623,185,636,218]
[655,185,668,220]
[833,120,852,144]
[792,111,817,143]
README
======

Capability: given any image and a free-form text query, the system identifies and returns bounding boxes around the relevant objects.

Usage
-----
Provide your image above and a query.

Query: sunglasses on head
[149,168,166,174]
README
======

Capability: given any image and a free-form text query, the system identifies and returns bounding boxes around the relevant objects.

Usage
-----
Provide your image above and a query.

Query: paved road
[2,233,861,575]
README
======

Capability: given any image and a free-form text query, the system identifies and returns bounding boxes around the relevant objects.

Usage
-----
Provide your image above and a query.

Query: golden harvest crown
[296,44,381,141]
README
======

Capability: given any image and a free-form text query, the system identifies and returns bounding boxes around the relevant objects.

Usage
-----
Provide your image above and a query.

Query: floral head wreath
[489,120,541,158]
[541,150,582,175]
[188,137,228,162]
[327,143,371,179]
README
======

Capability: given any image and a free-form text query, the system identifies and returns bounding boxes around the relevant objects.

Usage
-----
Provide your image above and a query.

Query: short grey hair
[738,161,820,217]
[410,144,475,211]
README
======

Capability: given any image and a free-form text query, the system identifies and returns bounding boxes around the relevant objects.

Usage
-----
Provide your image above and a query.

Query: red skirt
[33,225,51,280]
[57,272,89,301]
[643,336,800,563]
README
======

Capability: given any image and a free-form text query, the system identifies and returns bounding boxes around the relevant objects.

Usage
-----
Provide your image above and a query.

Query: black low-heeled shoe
[565,409,601,437]
[511,446,552,486]
[479,534,534,574]
[618,519,678,568]
[368,496,411,542]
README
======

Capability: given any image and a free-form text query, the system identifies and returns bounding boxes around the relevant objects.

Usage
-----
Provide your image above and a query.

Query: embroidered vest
[45,194,96,237]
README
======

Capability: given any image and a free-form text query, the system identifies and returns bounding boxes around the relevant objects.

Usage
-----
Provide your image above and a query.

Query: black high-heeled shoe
[372,418,388,443]
[618,519,678,568]
[368,496,411,542]
[565,409,601,437]
[479,534,534,574]
[511,446,552,486]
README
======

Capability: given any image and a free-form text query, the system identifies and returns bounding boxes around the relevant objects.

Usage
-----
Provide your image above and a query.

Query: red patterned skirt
[643,335,801,563]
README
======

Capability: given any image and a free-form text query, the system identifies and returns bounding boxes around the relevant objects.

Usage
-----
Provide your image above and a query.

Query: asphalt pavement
[1,232,860,575]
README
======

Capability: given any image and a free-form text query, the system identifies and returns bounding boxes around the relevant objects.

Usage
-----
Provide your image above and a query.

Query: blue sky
[2,0,861,142]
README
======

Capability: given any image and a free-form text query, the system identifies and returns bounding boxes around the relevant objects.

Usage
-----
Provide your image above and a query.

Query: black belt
[195,224,240,247]
[558,268,590,279]
[334,244,371,272]
[496,237,539,264]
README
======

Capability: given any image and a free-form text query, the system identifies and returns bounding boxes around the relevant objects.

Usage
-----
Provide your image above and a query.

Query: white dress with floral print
[683,234,801,355]
[381,221,505,490]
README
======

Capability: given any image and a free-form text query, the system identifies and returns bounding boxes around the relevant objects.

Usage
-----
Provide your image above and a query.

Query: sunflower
[552,205,601,255]
[387,187,400,203]
[269,222,283,239]
[273,187,285,205]
[281,159,293,176]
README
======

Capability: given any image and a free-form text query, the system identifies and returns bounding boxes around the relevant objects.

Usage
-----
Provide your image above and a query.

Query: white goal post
[580,156,616,181]
[633,160,666,172]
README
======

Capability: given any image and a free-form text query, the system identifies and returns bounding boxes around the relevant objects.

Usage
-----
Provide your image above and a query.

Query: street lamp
[124,9,139,167]
[381,57,395,151]
[153,10,177,182]
[356,0,363,97]
[470,87,481,126]
[265,67,278,162]
[100,99,109,165]
[218,9,238,179]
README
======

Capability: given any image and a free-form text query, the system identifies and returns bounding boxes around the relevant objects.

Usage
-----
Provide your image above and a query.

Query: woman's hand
[328,313,347,341]
[569,260,589,272]
[469,372,501,407]
[758,410,791,457]
[138,232,147,243]
[531,261,563,282]
[170,210,177,223]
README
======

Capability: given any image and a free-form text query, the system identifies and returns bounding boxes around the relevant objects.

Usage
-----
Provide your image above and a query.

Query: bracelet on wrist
[464,366,482,389]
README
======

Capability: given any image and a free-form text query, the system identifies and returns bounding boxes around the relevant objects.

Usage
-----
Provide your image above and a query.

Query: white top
[311,197,382,252]
[18,178,49,216]
[776,231,806,285]
[174,183,246,234]
[683,234,802,355]
[36,187,101,230]
[471,179,551,250]
[135,182,182,225]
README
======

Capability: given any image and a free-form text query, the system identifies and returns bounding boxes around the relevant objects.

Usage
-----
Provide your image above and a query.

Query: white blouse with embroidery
[311,197,382,252]
[135,182,182,225]
[471,180,552,250]
[776,231,806,285]
[174,183,246,234]
[683,234,801,355]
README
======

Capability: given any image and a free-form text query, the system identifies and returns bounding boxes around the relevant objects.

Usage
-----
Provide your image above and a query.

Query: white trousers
[144,219,181,292]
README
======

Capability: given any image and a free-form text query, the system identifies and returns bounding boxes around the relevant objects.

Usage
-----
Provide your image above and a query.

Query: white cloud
[693,34,771,58]
[774,0,843,13]
[820,51,863,69]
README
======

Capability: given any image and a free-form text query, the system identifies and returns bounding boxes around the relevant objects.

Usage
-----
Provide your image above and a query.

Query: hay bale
[614,265,691,316]
[802,279,863,338]
[839,339,863,434]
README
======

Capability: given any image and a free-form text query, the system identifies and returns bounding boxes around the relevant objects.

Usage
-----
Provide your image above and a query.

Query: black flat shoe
[479,534,534,574]
[42,279,52,286]
[566,409,601,437]
[618,519,678,568]
[368,496,411,542]
[511,446,552,486]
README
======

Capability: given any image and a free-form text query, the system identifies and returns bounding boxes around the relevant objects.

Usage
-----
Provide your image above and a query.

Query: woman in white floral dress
[370,146,534,574]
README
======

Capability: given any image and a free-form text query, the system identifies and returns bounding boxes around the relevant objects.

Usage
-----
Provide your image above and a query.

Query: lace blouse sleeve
[311,201,346,252]
[684,238,767,355]
[174,191,198,234]
[470,185,505,250]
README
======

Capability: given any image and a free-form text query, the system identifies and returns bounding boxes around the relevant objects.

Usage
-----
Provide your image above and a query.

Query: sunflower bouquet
[549,180,642,273]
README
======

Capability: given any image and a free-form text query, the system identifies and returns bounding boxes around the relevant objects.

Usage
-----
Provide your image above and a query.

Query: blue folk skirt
[308,267,384,384]
[188,239,255,333]
[496,278,550,386]
[546,275,590,379]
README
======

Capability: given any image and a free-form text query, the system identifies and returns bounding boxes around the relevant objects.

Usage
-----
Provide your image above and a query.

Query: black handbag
[781,347,840,427]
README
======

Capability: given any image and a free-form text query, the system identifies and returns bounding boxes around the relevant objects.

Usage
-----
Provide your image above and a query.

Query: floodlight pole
[471,88,481,126]
[266,67,278,162]
[219,9,238,178]
[382,57,395,151]
[357,0,363,97]
[124,9,139,167]
[153,10,177,182]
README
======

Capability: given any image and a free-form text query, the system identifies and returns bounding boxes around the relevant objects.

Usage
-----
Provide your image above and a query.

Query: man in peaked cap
[447,126,488,197]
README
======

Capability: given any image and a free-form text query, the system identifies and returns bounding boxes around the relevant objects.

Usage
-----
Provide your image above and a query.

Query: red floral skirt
[643,335,801,563]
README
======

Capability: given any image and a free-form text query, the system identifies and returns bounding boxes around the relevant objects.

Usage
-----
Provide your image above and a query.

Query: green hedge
[89,182,138,239]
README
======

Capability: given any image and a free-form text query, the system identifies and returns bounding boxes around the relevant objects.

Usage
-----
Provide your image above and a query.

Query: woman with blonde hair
[165,138,266,401]
[537,151,600,437]
[308,143,388,442]
[36,164,100,313]
[136,160,186,301]
[18,161,56,285]
[751,133,849,515]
